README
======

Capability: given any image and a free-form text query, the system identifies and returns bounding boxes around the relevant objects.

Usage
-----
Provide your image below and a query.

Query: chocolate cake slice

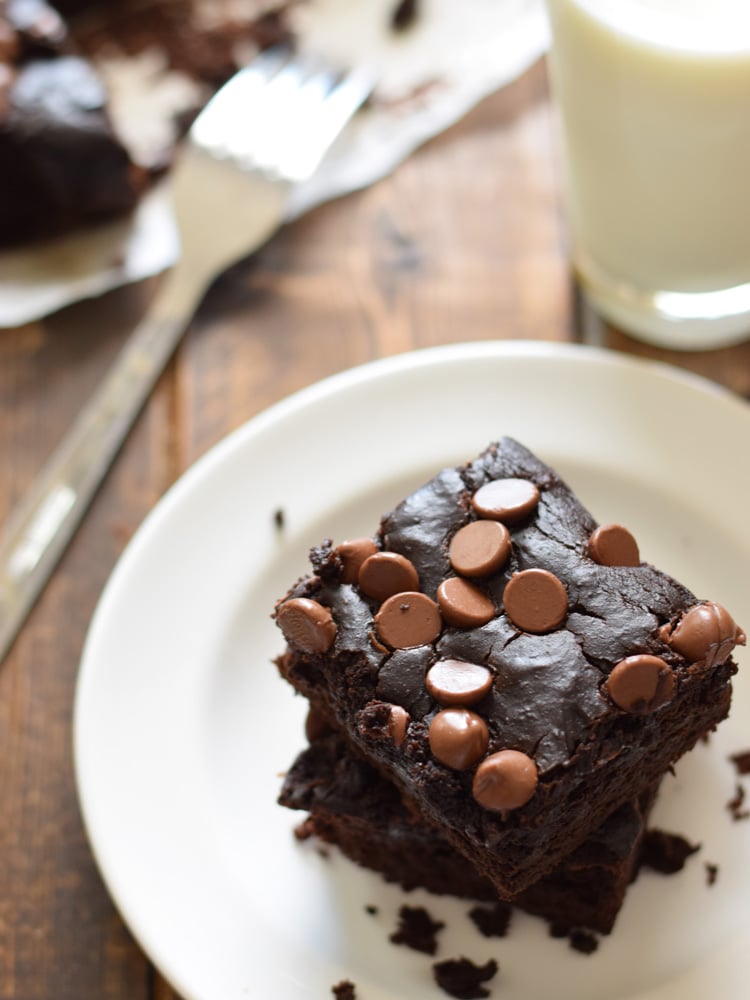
[0,0,294,247]
[280,731,659,934]
[274,437,744,897]
[1,0,416,248]
[0,0,144,246]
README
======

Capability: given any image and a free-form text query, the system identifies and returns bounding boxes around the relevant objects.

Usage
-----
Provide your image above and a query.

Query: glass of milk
[544,0,750,349]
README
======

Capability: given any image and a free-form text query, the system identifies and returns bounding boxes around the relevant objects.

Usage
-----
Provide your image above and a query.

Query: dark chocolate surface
[276,438,740,894]
[308,439,703,772]
[0,55,140,244]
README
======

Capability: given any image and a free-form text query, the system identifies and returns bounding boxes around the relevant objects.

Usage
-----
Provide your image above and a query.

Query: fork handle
[0,267,203,663]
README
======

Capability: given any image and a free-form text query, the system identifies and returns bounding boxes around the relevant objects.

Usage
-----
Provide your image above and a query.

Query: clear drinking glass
[544,0,750,350]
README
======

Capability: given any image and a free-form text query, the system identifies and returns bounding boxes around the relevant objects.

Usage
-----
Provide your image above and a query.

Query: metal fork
[0,48,374,664]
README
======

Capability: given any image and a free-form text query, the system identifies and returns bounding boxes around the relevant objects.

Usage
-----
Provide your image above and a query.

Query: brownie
[0,0,411,248]
[280,732,658,934]
[0,0,293,247]
[274,437,744,896]
[0,0,143,246]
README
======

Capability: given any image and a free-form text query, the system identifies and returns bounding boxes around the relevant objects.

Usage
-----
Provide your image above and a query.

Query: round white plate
[74,342,750,1000]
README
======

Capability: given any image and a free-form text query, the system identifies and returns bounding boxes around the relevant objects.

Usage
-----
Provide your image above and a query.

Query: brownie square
[0,0,294,247]
[274,438,744,896]
[280,732,658,934]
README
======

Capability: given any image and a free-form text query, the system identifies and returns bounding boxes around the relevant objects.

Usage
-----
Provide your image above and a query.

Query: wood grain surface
[0,59,748,1000]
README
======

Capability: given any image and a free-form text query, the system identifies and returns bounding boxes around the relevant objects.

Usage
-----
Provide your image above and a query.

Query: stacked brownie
[273,437,745,933]
[281,729,663,934]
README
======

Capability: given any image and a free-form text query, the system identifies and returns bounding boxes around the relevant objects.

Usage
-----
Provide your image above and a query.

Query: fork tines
[190,47,374,184]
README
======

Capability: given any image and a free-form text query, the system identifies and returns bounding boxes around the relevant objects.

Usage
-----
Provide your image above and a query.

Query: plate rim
[73,340,750,1000]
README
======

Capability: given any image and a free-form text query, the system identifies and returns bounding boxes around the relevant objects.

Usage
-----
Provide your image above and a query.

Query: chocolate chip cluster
[277,475,745,814]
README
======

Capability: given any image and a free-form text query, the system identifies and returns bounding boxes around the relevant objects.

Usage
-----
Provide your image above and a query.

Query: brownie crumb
[641,829,700,874]
[730,750,750,775]
[432,957,498,999]
[365,904,378,916]
[468,901,512,938]
[390,905,445,955]
[309,538,343,583]
[569,929,599,955]
[727,784,749,821]
[332,981,356,999]
[391,0,419,31]
[705,863,719,886]
[550,922,599,954]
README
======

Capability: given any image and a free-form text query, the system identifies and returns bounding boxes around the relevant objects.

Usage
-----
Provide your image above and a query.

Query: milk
[545,0,750,348]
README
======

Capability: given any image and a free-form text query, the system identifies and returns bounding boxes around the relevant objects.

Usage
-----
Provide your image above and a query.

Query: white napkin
[0,0,548,328]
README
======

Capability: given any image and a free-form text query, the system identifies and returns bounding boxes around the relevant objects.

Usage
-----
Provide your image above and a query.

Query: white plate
[74,342,750,1000]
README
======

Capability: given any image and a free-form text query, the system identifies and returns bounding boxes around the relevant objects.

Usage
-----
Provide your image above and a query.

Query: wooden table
[1,59,749,1000]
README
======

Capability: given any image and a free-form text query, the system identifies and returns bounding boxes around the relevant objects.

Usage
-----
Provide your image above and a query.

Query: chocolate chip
[387,704,410,747]
[374,592,442,649]
[437,578,495,628]
[471,477,540,524]
[449,520,511,577]
[472,749,538,811]
[294,818,315,841]
[359,551,419,601]
[337,537,378,584]
[503,568,568,633]
[606,655,675,713]
[357,701,407,743]
[369,630,390,654]
[588,523,640,567]
[429,708,488,770]
[277,597,336,653]
[667,602,745,669]
[425,659,493,706]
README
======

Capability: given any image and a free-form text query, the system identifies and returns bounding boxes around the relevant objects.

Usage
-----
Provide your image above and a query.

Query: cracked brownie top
[274,437,744,891]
